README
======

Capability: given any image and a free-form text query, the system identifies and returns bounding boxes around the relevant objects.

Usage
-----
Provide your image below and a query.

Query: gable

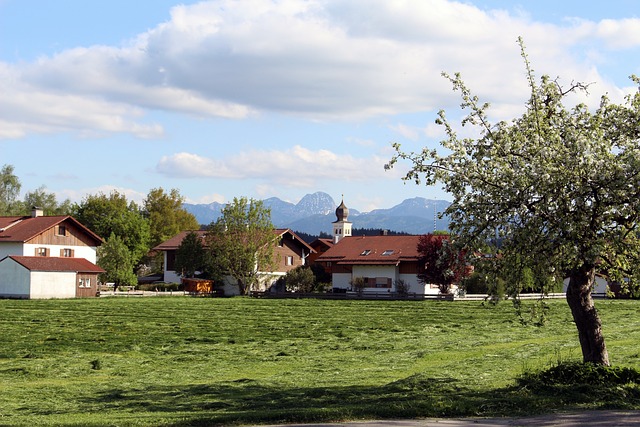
[0,216,103,247]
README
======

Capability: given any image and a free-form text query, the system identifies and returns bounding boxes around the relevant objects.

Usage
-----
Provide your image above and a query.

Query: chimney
[380,229,388,236]
[31,207,44,218]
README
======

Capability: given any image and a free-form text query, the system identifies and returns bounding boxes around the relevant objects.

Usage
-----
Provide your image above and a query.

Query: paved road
[252,410,640,426]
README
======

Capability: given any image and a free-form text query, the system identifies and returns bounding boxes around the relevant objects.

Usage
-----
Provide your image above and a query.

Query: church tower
[332,197,352,243]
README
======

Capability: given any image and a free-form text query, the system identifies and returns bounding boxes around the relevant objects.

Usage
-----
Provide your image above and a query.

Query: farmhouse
[154,228,314,295]
[0,208,104,298]
[314,199,437,295]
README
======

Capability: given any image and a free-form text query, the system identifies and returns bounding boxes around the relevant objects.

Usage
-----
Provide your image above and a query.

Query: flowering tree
[386,39,640,365]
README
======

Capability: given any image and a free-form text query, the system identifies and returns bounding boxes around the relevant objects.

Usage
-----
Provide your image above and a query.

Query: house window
[36,247,48,257]
[360,249,371,256]
[376,277,392,288]
[381,250,394,256]
[78,278,91,288]
[285,256,294,266]
[61,248,74,257]
[57,225,66,236]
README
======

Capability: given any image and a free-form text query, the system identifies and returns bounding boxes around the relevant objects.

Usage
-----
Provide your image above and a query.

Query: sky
[1,0,639,212]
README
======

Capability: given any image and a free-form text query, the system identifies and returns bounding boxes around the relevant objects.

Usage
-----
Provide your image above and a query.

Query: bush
[284,266,316,293]
[518,362,640,388]
[350,277,366,295]
[517,362,640,407]
[394,279,410,297]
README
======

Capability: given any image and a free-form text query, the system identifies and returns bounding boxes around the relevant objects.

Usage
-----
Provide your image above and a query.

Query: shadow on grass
[72,370,640,427]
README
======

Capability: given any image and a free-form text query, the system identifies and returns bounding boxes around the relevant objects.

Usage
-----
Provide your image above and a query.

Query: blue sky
[1,0,639,212]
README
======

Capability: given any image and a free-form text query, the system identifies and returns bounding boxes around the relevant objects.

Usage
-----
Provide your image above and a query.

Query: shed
[0,255,104,299]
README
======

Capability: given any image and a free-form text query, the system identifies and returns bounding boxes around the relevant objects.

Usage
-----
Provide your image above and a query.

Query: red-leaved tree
[417,234,470,294]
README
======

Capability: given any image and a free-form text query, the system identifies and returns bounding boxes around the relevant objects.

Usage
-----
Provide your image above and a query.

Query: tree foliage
[284,266,316,293]
[174,231,206,278]
[386,38,640,365]
[0,164,21,215]
[417,234,469,294]
[144,188,199,248]
[97,233,138,291]
[73,191,151,266]
[205,197,276,295]
[22,185,73,216]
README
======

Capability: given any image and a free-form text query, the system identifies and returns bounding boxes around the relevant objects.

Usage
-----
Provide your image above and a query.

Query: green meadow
[0,297,639,426]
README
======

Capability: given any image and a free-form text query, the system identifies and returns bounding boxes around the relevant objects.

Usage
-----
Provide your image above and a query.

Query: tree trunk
[565,263,610,365]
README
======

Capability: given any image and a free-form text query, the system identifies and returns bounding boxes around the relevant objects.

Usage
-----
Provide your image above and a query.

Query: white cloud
[2,0,638,139]
[156,145,392,187]
[57,185,147,205]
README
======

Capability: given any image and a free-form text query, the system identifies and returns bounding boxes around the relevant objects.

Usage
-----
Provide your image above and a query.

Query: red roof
[0,215,103,245]
[316,235,422,265]
[6,256,105,273]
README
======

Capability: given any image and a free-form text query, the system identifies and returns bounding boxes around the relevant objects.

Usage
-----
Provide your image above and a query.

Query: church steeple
[332,196,352,243]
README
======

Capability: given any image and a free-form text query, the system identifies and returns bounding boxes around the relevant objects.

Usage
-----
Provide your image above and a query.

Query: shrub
[350,277,366,295]
[394,279,410,297]
[284,266,316,293]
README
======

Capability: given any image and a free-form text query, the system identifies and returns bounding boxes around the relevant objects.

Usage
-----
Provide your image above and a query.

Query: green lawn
[0,297,638,426]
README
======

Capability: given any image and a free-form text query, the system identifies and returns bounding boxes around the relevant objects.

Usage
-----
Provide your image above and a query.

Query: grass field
[0,297,639,426]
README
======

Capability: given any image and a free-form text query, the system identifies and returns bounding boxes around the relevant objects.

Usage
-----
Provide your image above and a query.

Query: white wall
[332,272,352,289]
[0,258,30,298]
[30,271,76,299]
[23,244,97,263]
[563,276,608,295]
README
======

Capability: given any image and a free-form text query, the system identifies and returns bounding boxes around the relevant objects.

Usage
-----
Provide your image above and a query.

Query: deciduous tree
[97,233,138,291]
[22,185,73,215]
[205,197,276,295]
[174,231,206,279]
[0,164,21,215]
[417,234,469,294]
[73,191,151,266]
[386,39,640,365]
[144,188,199,248]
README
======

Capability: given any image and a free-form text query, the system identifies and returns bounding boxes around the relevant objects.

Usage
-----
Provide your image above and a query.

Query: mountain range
[183,192,451,236]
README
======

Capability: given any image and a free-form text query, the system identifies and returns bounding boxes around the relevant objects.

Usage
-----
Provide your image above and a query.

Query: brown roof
[310,238,334,251]
[153,228,314,253]
[152,230,207,251]
[5,256,105,273]
[275,228,314,253]
[316,235,422,265]
[0,215,103,245]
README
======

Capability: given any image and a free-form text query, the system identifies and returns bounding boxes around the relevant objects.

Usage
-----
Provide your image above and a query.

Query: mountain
[183,192,450,235]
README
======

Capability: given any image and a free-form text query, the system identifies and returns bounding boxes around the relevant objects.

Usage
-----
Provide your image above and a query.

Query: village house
[0,208,104,298]
[314,199,438,295]
[154,228,314,295]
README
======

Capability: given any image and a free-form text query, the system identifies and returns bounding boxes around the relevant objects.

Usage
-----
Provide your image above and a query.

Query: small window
[285,256,294,266]
[381,250,394,256]
[360,249,371,256]
[61,248,74,257]
[57,225,66,236]
[36,247,48,257]
[78,278,91,288]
